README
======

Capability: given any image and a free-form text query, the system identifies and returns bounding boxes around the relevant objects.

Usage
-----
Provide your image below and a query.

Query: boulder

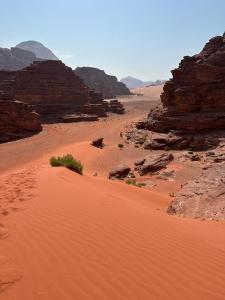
[167,162,225,220]
[91,137,104,148]
[109,164,131,180]
[135,153,173,175]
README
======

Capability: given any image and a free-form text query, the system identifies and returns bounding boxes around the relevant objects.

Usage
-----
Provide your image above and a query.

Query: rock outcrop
[128,33,225,150]
[105,100,125,114]
[167,162,225,220]
[0,60,106,122]
[0,100,41,143]
[16,41,58,60]
[0,47,39,71]
[74,67,131,99]
[146,33,225,132]
[134,153,173,175]
[109,165,131,180]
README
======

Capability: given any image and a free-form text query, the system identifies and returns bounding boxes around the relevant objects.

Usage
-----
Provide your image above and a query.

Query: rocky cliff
[74,67,131,99]
[146,33,225,132]
[0,60,106,122]
[0,70,42,142]
[0,100,41,143]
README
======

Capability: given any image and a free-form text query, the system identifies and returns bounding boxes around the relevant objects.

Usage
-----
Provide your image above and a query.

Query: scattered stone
[157,170,175,181]
[167,161,225,220]
[91,137,104,148]
[109,165,131,180]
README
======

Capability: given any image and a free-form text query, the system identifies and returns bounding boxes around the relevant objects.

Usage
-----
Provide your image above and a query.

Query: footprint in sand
[0,256,22,293]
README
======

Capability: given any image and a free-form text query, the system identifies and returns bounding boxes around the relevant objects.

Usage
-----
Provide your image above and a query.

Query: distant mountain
[74,67,131,99]
[0,47,39,70]
[120,76,165,89]
[16,41,58,60]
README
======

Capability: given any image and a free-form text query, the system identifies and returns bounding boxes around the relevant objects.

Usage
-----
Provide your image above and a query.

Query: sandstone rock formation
[106,100,125,114]
[109,165,131,180]
[0,100,41,143]
[134,153,173,175]
[167,161,225,220]
[0,47,38,71]
[146,32,225,133]
[16,41,58,60]
[74,67,131,99]
[0,60,106,122]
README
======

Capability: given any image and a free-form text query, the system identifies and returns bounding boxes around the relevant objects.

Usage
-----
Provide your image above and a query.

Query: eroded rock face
[0,100,42,143]
[74,67,131,99]
[0,60,106,122]
[106,100,125,114]
[147,33,225,132]
[134,153,173,175]
[167,162,225,220]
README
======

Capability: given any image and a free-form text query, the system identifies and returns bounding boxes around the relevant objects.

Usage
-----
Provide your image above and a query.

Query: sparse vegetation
[126,179,146,188]
[50,154,83,175]
[118,143,124,149]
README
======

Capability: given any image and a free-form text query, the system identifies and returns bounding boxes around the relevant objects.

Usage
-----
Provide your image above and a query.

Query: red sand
[0,90,225,299]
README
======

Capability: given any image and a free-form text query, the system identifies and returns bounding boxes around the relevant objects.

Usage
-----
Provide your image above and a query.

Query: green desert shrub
[126,179,146,188]
[50,154,83,175]
[118,143,124,149]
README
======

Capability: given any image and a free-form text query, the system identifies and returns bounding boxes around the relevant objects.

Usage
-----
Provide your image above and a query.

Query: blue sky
[1,0,225,80]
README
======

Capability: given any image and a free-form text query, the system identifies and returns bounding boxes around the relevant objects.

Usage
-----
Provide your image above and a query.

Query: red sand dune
[0,95,225,299]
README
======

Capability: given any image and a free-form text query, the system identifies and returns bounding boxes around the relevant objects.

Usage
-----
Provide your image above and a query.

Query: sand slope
[0,165,225,299]
[0,95,225,299]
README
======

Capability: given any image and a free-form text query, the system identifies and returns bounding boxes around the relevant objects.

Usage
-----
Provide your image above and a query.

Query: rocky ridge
[74,67,131,99]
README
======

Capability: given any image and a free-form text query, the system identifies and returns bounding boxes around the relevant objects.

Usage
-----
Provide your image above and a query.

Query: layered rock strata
[0,60,106,122]
[0,100,41,143]
[74,67,131,99]
[146,33,225,133]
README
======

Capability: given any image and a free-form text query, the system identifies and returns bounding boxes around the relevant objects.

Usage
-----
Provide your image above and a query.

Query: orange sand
[0,91,225,299]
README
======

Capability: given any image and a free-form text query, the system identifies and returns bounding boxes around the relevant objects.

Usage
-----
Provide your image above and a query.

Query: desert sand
[0,88,225,299]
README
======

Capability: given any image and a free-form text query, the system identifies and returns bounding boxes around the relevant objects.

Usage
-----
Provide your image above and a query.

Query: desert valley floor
[0,86,225,300]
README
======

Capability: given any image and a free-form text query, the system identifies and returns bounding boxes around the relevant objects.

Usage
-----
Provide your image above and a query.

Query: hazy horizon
[1,0,225,81]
